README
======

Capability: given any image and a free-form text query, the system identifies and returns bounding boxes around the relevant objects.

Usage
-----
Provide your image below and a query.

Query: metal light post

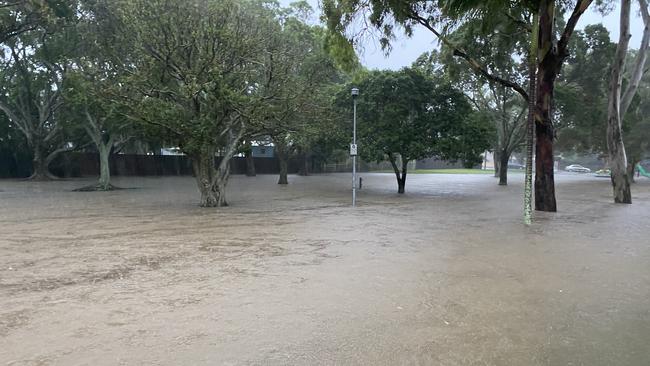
[351,87,359,207]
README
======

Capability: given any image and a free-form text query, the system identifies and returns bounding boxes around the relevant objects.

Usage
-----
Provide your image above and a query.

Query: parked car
[565,164,591,173]
[595,168,611,178]
[507,162,525,170]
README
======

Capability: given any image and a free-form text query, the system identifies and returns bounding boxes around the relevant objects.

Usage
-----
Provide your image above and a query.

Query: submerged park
[1,0,650,365]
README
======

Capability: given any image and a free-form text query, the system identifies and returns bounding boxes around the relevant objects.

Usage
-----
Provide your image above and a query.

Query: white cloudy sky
[279,0,647,70]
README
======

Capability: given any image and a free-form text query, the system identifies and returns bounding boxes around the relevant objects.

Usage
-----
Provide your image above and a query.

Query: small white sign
[350,143,358,156]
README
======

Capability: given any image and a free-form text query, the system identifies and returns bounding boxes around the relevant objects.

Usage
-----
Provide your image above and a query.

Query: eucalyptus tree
[606,0,649,203]
[324,0,595,213]
[336,68,492,194]
[63,72,132,190]
[415,11,529,187]
[252,3,343,185]
[118,0,272,207]
[0,32,71,179]
[59,0,136,190]
[0,0,72,44]
[555,24,615,153]
[623,72,650,175]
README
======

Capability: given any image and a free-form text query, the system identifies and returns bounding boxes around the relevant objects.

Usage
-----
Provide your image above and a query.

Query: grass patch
[373,169,498,174]
[414,169,495,174]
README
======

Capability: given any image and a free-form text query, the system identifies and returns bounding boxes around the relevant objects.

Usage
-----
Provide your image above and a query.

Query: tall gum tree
[61,0,135,191]
[0,41,68,180]
[252,4,343,185]
[606,0,650,204]
[323,0,594,212]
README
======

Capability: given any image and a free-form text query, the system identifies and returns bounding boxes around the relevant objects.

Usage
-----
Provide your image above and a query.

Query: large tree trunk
[398,159,407,194]
[498,149,510,186]
[29,144,59,180]
[493,149,500,178]
[213,159,230,207]
[98,143,112,190]
[275,139,289,185]
[193,153,218,207]
[533,82,557,212]
[533,0,560,212]
[191,149,228,207]
[607,0,633,204]
[29,146,50,180]
[627,161,637,184]
[278,155,288,185]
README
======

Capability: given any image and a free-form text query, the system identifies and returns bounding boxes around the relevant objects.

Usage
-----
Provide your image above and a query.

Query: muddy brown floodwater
[0,173,649,365]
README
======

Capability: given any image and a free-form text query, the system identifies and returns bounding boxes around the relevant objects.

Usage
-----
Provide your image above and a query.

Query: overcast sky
[280,0,647,70]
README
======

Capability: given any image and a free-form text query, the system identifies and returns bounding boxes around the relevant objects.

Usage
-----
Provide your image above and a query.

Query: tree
[606,0,649,203]
[60,0,135,190]
[417,20,528,186]
[556,24,616,154]
[0,110,31,177]
[338,68,492,194]
[63,72,132,190]
[624,72,650,175]
[0,37,69,179]
[324,0,595,212]
[0,0,72,44]
[251,4,343,185]
[118,0,271,207]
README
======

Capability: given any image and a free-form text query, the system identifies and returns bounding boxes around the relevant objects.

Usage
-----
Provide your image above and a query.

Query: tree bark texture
[275,139,290,185]
[389,154,408,194]
[524,12,539,225]
[245,150,256,177]
[278,156,288,185]
[499,149,510,186]
[607,0,633,204]
[493,149,500,178]
[98,143,112,190]
[534,0,559,212]
[192,149,228,207]
[29,146,52,180]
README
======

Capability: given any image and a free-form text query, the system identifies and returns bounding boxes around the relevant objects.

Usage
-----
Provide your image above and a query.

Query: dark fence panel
[45,152,302,178]
[2,151,476,178]
[50,153,194,178]
[0,148,32,178]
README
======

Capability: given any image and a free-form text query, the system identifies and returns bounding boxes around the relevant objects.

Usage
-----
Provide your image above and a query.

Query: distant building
[160,147,184,156]
[251,145,274,158]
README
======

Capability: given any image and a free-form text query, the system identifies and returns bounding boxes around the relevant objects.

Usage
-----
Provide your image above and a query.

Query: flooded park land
[1,173,649,365]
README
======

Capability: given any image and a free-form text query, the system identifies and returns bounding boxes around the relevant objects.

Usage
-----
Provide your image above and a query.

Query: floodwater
[0,173,649,365]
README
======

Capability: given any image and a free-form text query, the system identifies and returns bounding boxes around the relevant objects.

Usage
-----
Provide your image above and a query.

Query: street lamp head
[351,87,359,97]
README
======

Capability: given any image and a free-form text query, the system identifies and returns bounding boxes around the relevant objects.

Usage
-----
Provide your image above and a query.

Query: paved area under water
[1,173,649,365]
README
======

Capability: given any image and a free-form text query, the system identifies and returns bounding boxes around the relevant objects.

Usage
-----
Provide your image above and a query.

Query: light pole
[351,87,359,207]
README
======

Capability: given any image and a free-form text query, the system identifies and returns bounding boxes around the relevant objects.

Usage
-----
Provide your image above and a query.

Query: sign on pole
[350,143,357,156]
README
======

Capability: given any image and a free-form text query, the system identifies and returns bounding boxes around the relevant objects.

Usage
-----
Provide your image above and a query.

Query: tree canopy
[337,68,492,193]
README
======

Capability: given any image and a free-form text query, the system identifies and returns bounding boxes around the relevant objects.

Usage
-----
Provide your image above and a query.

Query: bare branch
[410,13,529,102]
[620,0,650,116]
[558,0,594,59]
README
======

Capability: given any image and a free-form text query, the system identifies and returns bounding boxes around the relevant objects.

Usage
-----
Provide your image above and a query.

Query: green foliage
[0,0,74,44]
[336,68,492,166]
[555,24,616,153]
[622,69,650,162]
[116,0,272,157]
